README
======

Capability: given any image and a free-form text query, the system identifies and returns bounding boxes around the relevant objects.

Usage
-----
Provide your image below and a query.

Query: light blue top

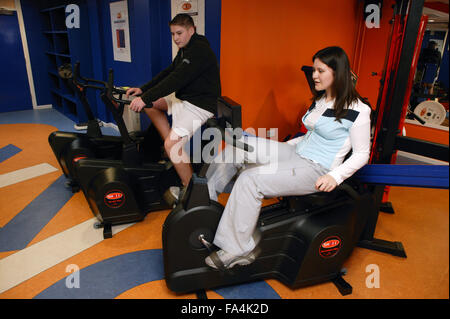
[295,96,371,184]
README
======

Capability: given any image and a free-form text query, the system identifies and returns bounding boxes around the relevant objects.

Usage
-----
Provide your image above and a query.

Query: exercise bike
[48,62,164,192]
[162,97,374,296]
[73,67,181,239]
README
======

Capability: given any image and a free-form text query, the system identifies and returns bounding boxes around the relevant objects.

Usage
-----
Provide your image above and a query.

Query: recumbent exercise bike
[48,62,166,193]
[58,65,181,238]
[162,97,373,296]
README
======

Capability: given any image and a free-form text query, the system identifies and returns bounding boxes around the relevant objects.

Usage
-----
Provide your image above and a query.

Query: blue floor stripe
[34,250,165,299]
[0,175,74,252]
[0,108,119,136]
[214,281,281,299]
[34,249,281,299]
[0,144,22,163]
[0,108,76,131]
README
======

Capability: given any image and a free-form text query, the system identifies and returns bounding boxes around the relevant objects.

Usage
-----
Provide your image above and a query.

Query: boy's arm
[140,45,214,105]
[139,59,177,93]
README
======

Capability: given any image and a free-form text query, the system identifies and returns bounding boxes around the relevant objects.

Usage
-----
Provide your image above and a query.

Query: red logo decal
[105,192,123,200]
[319,236,342,258]
[182,3,192,10]
[73,156,87,163]
[321,239,340,249]
[104,190,125,208]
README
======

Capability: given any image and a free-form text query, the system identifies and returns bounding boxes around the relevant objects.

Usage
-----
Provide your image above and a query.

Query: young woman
[205,46,372,269]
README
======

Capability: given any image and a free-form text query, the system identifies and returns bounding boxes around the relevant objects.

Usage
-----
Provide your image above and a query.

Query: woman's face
[312,58,335,96]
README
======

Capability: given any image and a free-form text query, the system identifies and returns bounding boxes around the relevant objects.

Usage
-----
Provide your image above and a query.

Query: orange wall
[220,0,394,140]
[404,123,449,146]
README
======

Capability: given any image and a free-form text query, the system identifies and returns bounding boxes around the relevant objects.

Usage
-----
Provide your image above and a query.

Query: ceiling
[423,0,449,30]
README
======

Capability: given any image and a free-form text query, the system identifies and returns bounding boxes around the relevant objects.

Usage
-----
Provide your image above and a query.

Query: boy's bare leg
[143,98,171,140]
[142,98,192,186]
[165,130,193,186]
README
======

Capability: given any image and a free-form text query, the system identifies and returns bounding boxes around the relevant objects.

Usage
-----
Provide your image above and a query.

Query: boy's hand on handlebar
[125,87,142,98]
[129,97,146,112]
[315,174,337,192]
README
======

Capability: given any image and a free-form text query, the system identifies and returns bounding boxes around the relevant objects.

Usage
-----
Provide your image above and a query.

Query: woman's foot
[205,249,256,270]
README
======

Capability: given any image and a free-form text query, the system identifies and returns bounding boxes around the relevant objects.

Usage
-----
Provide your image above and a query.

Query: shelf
[51,88,77,104]
[48,69,59,77]
[40,1,89,124]
[43,30,68,34]
[40,5,65,13]
[45,51,72,58]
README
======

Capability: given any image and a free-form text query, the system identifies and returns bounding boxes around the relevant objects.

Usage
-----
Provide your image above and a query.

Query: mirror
[407,2,449,128]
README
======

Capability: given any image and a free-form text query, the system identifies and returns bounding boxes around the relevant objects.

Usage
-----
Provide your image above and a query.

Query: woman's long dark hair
[312,46,364,121]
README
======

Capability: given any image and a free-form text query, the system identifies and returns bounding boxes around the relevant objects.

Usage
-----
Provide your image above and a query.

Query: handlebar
[335,183,361,200]
[205,118,254,152]
[69,62,155,110]
[72,62,143,107]
[72,62,107,91]
[105,68,153,108]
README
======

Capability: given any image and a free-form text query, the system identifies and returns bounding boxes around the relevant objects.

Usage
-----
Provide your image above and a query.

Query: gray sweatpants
[206,135,329,256]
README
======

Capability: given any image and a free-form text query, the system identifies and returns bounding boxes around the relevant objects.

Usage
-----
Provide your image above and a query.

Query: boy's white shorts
[164,93,214,138]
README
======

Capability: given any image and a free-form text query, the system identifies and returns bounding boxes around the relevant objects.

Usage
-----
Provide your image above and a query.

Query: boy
[126,14,221,204]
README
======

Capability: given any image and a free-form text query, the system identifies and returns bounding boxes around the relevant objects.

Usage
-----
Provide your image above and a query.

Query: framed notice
[171,0,204,59]
[110,0,131,62]
[176,0,199,16]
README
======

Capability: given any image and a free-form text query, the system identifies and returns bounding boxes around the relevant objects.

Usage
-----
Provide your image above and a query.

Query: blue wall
[0,12,32,112]
[19,0,221,128]
[20,0,53,109]
[205,0,221,63]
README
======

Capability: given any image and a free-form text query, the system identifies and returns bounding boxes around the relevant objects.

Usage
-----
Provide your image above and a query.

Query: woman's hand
[315,174,338,192]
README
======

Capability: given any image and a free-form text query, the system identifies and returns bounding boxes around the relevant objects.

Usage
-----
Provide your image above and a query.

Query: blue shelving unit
[38,1,94,123]
[40,5,76,122]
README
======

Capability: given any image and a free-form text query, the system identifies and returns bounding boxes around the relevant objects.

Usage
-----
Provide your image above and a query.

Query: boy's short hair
[169,13,195,28]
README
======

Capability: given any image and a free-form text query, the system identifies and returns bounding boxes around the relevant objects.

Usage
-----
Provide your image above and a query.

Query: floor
[0,108,448,299]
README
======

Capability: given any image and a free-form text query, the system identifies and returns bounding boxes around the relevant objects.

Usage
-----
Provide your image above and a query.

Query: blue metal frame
[356,164,449,189]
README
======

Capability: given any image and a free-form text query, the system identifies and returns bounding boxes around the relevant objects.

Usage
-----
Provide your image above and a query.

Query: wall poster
[110,0,131,62]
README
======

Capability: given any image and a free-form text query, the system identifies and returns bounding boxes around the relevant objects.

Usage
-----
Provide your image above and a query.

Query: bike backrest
[217,96,243,130]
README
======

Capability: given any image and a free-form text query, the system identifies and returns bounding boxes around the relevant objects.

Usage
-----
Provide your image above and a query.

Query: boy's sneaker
[74,122,88,130]
[163,186,185,207]
[74,119,102,130]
